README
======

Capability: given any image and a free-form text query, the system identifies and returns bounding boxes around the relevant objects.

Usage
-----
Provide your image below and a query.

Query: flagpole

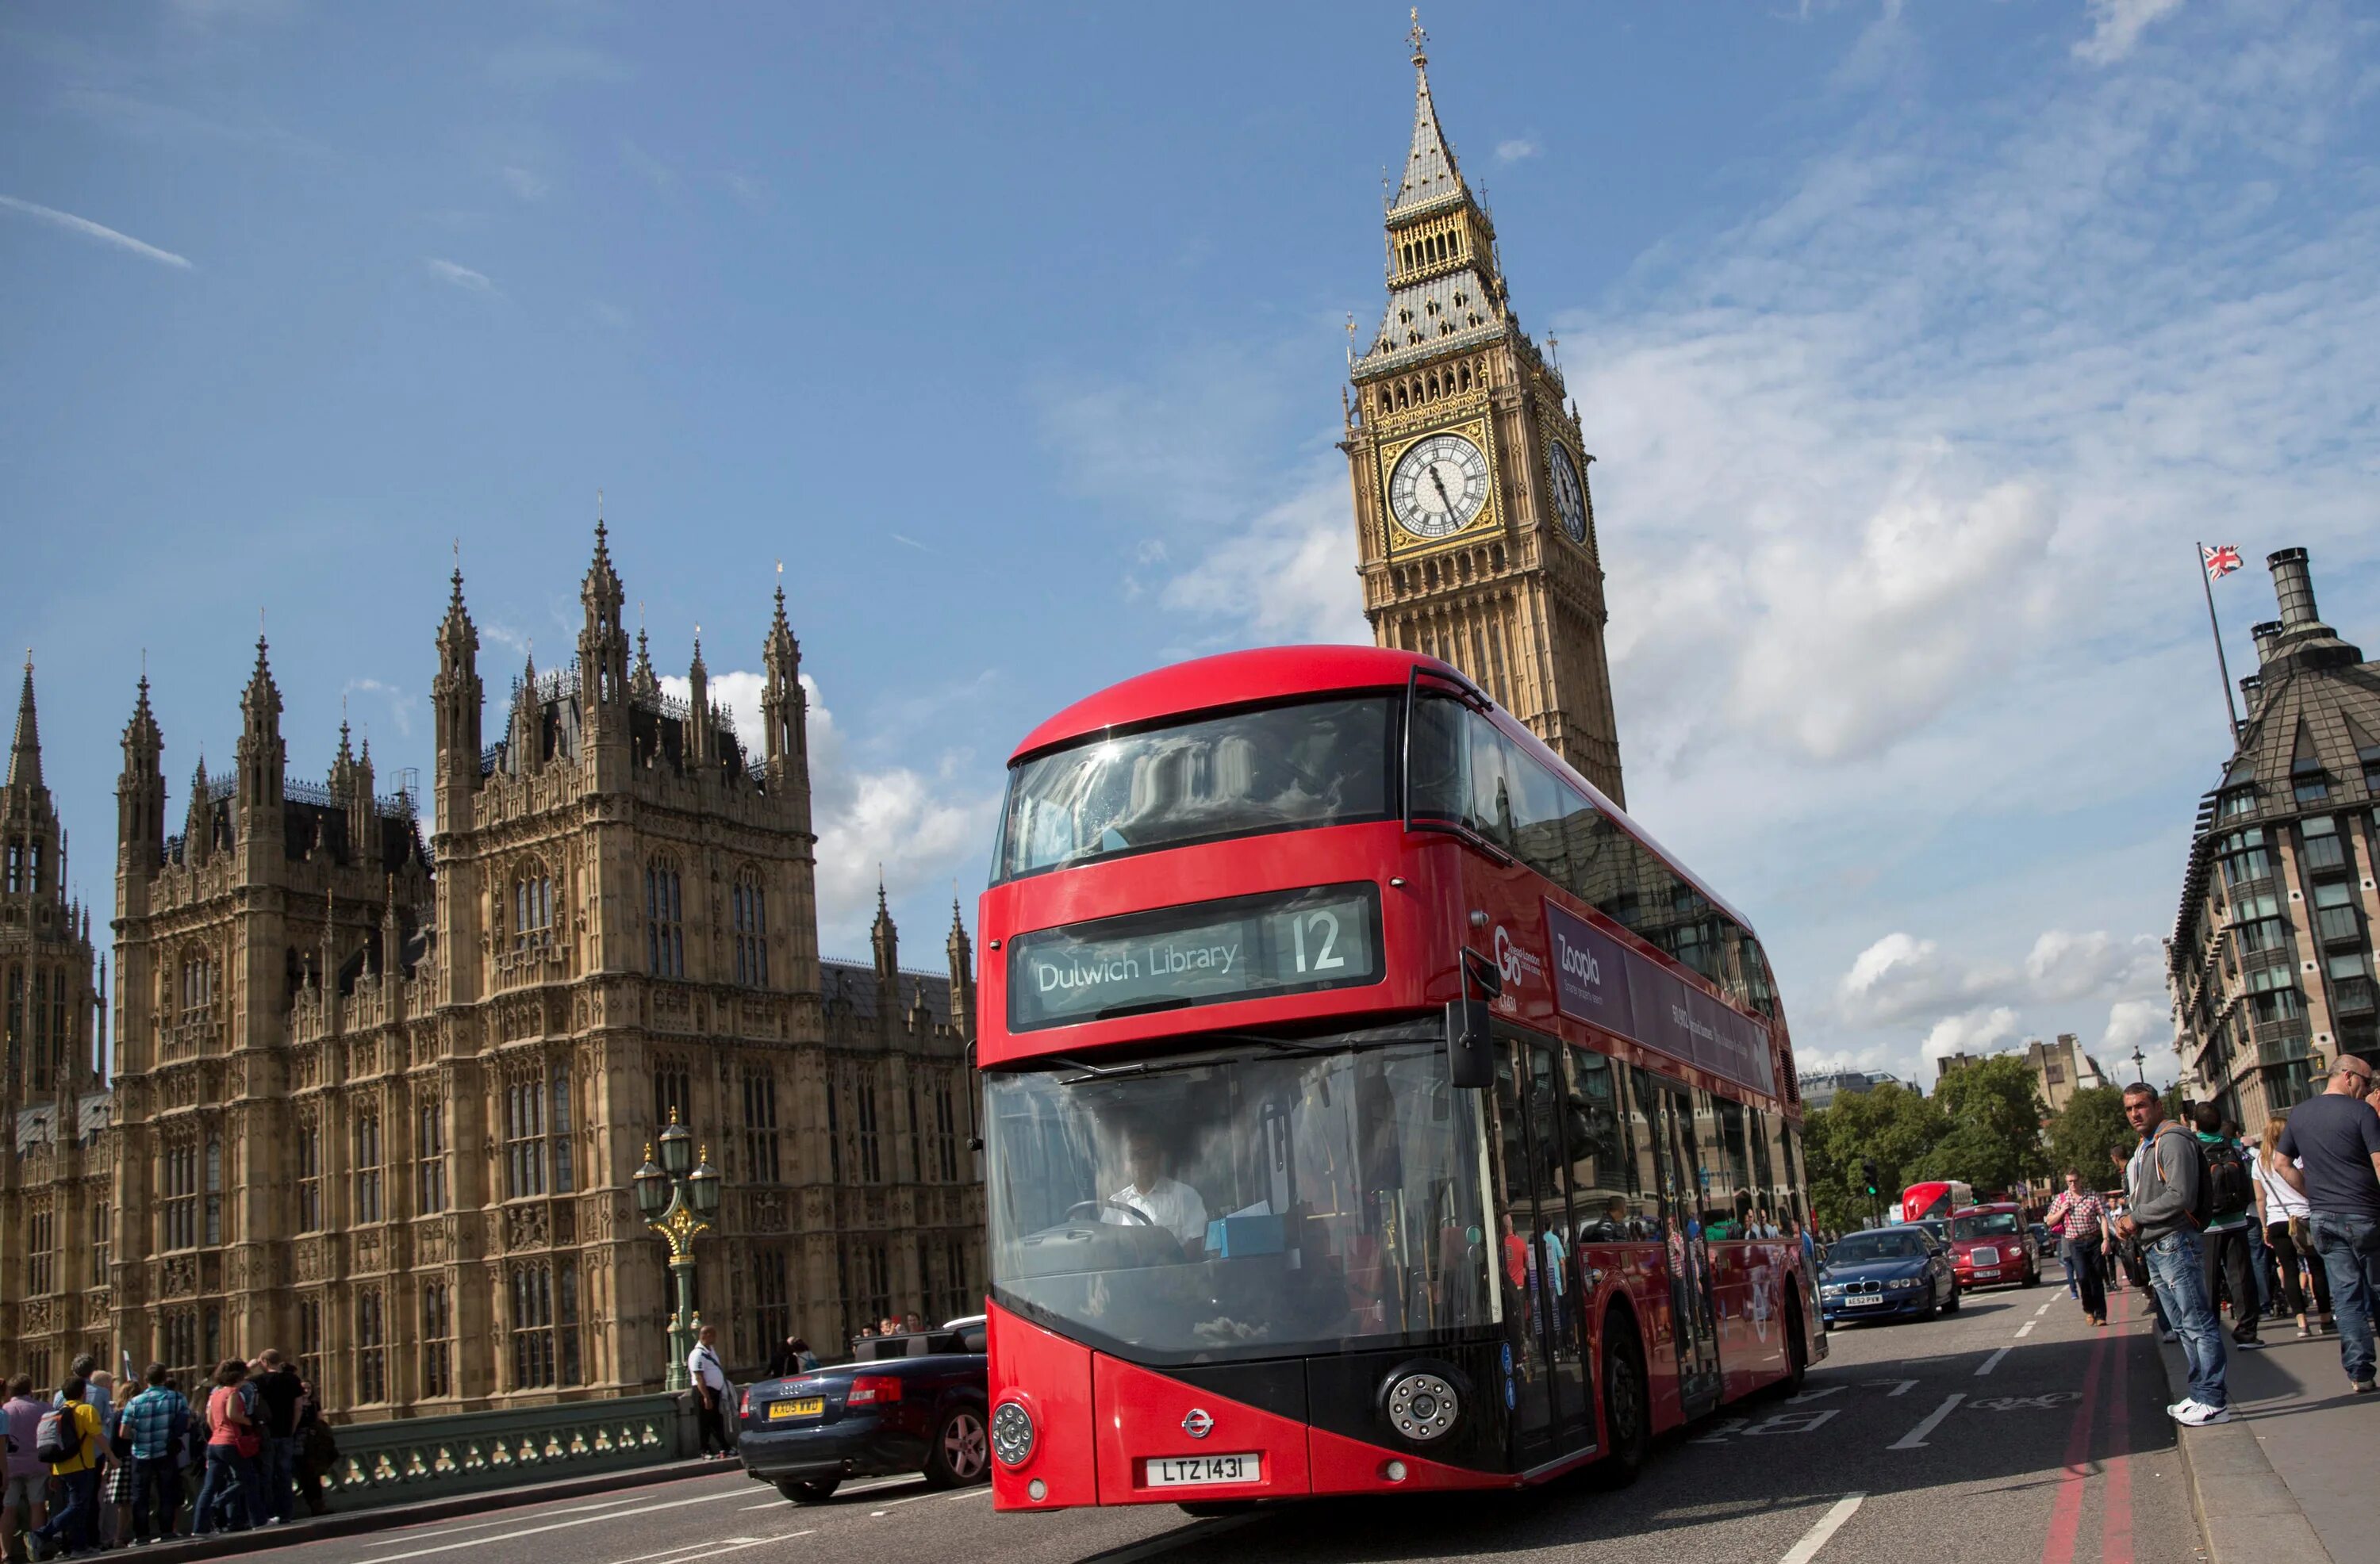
[2198,542,2243,739]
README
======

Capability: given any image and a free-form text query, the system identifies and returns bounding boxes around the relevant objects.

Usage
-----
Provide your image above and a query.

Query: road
[232,1281,2198,1564]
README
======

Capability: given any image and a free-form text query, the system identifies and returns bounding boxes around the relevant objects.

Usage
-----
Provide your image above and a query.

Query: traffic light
[1861,1158,1880,1198]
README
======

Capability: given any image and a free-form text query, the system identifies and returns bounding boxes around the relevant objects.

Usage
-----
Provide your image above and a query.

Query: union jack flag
[2202,543,2243,582]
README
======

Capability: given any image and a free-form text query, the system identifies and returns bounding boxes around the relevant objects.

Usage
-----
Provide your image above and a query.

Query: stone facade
[2022,1035,2109,1116]
[2169,547,2380,1129]
[1,529,983,1416]
[1340,23,1626,805]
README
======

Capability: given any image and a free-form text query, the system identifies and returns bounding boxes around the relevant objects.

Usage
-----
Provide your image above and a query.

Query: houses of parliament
[0,527,985,1413]
[0,20,1625,1418]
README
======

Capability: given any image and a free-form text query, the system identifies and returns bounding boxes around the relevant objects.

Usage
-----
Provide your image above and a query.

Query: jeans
[129,1455,182,1542]
[2058,1236,2078,1295]
[2202,1225,2262,1341]
[2308,1213,2380,1384]
[34,1470,99,1555]
[262,1436,296,1523]
[2146,1227,2228,1409]
[2244,1218,2274,1311]
[194,1446,258,1535]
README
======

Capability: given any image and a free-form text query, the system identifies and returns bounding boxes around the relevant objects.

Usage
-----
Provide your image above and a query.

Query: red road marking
[2040,1297,2113,1564]
[2100,1290,2133,1564]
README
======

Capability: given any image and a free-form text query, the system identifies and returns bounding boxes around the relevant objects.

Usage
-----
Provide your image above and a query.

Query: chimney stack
[2251,619,2284,662]
[2268,547,2319,630]
[2238,672,2263,718]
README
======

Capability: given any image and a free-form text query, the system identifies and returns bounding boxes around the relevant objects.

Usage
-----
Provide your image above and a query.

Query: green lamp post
[635,1109,722,1391]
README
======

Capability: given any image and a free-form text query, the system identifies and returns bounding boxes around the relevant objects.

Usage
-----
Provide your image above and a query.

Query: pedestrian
[686,1326,735,1459]
[29,1378,103,1558]
[2228,1120,2278,1322]
[2254,1114,2333,1337]
[2111,1083,2230,1424]
[98,1388,134,1550]
[118,1364,189,1546]
[250,1350,302,1524]
[2193,1104,2264,1349]
[2273,1054,2380,1394]
[192,1359,260,1535]
[2047,1171,2109,1324]
[2,1375,50,1564]
[765,1338,816,1379]
[290,1378,332,1519]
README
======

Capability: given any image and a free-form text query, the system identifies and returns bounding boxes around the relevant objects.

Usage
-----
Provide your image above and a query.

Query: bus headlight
[991,1400,1035,1468]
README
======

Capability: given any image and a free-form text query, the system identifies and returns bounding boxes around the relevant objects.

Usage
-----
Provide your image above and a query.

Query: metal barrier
[322,1392,700,1508]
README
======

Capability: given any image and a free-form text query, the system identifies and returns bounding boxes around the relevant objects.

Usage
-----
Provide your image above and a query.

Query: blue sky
[3,0,2375,1084]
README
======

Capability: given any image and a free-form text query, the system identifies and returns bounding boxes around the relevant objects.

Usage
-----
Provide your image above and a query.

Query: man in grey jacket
[2112,1083,2229,1424]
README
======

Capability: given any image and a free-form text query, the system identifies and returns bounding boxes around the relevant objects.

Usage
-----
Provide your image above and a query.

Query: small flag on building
[2202,543,2244,582]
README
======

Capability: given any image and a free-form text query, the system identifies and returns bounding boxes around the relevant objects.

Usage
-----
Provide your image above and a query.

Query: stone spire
[761,564,807,772]
[118,672,166,876]
[235,631,286,826]
[578,506,630,749]
[871,872,899,991]
[8,653,40,792]
[687,629,712,767]
[432,562,485,839]
[631,614,659,700]
[946,899,975,1041]
[1388,12,1468,219]
[184,753,213,868]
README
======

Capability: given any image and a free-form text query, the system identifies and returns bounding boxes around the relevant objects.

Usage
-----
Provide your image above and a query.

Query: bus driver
[1104,1125,1209,1255]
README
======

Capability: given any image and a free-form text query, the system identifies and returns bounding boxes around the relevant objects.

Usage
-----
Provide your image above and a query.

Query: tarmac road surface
[231,1280,2198,1564]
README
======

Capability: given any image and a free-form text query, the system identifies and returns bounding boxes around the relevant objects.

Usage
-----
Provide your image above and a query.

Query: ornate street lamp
[638,1108,720,1390]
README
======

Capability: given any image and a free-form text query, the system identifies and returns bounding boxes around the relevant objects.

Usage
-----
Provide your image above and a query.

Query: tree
[1921,1056,2050,1192]
[2046,1087,2134,1189]
[1802,1084,1947,1232]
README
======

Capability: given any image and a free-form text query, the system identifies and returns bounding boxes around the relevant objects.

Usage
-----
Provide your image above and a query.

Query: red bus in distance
[1901,1181,1975,1225]
[977,646,1818,1512]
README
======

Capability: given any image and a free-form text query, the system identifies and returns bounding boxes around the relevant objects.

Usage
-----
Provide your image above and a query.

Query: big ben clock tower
[1343,16,1626,806]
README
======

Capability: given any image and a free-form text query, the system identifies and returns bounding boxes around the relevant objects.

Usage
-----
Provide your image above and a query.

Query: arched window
[733,872,769,987]
[204,1136,224,1245]
[512,865,555,953]
[646,860,684,979]
[353,1114,382,1223]
[297,1125,323,1232]
[163,1143,198,1251]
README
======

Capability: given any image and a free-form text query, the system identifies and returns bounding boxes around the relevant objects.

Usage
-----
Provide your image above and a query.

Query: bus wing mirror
[1445,998,1494,1090]
[1461,947,1503,1000]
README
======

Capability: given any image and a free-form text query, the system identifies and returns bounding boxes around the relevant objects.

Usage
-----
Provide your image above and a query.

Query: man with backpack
[2112,1082,2230,1424]
[28,1379,102,1558]
[2194,1103,2265,1350]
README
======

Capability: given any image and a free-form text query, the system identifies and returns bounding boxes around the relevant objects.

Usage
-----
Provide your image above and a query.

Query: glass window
[2217,787,2256,818]
[2293,764,2331,803]
[993,696,1395,881]
[2301,817,2346,872]
[1562,1050,1641,1241]
[297,1128,322,1232]
[421,1284,452,1399]
[985,1041,1492,1364]
[647,862,684,978]
[1699,1094,1755,1237]
[416,1102,447,1215]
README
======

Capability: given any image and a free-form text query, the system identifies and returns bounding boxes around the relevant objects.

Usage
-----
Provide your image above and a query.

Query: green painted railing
[322,1392,701,1508]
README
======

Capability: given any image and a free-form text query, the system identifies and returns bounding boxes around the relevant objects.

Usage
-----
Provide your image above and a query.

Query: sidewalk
[2159,1321,2375,1564]
[116,1455,724,1564]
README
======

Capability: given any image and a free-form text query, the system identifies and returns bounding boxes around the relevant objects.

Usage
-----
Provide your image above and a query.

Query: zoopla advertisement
[1542,898,1775,1097]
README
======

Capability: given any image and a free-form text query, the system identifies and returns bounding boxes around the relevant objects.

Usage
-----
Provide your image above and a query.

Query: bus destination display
[1008,884,1381,1031]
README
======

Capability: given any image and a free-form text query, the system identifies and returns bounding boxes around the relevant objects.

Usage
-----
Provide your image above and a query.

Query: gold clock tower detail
[1342,16,1626,806]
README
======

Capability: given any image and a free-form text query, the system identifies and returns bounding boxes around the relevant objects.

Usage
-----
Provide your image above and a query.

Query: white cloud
[1495,138,1540,163]
[2073,0,2185,66]
[2024,930,2159,1004]
[1919,1005,2021,1064]
[662,669,999,957]
[425,258,498,295]
[1158,470,1370,646]
[340,677,419,740]
[0,194,192,270]
[500,165,549,201]
[2100,998,2170,1069]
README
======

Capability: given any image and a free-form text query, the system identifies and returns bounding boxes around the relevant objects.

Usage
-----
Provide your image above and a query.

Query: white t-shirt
[1105,1177,1209,1248]
[688,1344,732,1397]
[2251,1154,2311,1222]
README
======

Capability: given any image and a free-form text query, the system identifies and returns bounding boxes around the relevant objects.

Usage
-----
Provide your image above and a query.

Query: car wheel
[1944,1281,1963,1313]
[1918,1284,1940,1321]
[2021,1263,2039,1289]
[776,1478,839,1505]
[923,1405,990,1489]
[1591,1317,1652,1488]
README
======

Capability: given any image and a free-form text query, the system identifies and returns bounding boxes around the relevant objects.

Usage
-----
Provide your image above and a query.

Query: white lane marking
[1785,1384,1845,1405]
[946,1489,991,1501]
[365,1486,754,1563]
[739,1503,782,1512]
[362,1495,658,1546]
[1863,1378,1918,1397]
[605,1543,743,1564]
[2015,1321,2036,1338]
[1779,1493,1865,1564]
[1976,1347,2011,1376]
[2036,1301,2056,1316]
[631,1533,811,1564]
[1887,1393,1964,1450]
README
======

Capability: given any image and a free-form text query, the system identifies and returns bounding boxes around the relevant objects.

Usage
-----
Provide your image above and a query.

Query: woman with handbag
[2256,1114,2333,1336]
[193,1361,261,1535]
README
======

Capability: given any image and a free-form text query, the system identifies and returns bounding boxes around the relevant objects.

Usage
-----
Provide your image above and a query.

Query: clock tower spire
[1342,15,1626,805]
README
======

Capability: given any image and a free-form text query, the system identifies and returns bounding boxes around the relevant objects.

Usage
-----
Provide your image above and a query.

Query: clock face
[1388,432,1491,540]
[1547,442,1587,544]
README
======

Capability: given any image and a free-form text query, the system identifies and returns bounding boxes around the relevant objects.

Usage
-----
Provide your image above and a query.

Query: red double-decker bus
[977,647,1817,1512]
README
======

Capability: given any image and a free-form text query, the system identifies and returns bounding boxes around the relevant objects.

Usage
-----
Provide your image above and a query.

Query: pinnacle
[9,652,42,792]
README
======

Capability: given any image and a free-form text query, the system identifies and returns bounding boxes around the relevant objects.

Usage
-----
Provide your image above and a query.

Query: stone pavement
[2159,1319,2377,1564]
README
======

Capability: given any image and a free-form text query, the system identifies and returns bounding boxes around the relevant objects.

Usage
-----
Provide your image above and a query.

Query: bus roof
[1008,644,1761,940]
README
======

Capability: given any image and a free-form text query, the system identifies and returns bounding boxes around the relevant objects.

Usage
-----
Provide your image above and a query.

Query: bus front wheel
[1591,1318,1651,1488]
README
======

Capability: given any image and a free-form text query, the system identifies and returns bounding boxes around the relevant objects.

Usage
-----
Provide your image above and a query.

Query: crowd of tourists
[1,1351,337,1560]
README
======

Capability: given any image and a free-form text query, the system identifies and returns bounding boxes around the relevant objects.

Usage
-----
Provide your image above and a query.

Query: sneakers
[2233,1336,2267,1350]
[2353,1378,2377,1395]
[2171,1400,2233,1425]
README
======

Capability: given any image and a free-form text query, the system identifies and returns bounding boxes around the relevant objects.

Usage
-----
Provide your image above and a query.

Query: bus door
[1488,1029,1591,1461]
[1637,1071,1723,1417]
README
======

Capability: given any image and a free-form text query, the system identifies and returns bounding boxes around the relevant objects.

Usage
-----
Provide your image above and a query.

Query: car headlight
[1887,1276,1919,1290]
[990,1401,1035,1468]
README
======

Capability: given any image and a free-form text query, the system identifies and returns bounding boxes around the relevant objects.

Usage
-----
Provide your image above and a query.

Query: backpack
[2147,1125,2216,1232]
[2201,1136,2253,1224]
[34,1405,71,1465]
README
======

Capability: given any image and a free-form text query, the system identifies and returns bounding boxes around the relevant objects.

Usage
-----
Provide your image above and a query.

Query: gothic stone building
[1,528,983,1414]
[2170,547,2380,1129]
[1341,22,1627,805]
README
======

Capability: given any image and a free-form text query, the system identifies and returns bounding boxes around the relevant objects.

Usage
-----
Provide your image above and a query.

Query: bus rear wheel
[1591,1318,1651,1489]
